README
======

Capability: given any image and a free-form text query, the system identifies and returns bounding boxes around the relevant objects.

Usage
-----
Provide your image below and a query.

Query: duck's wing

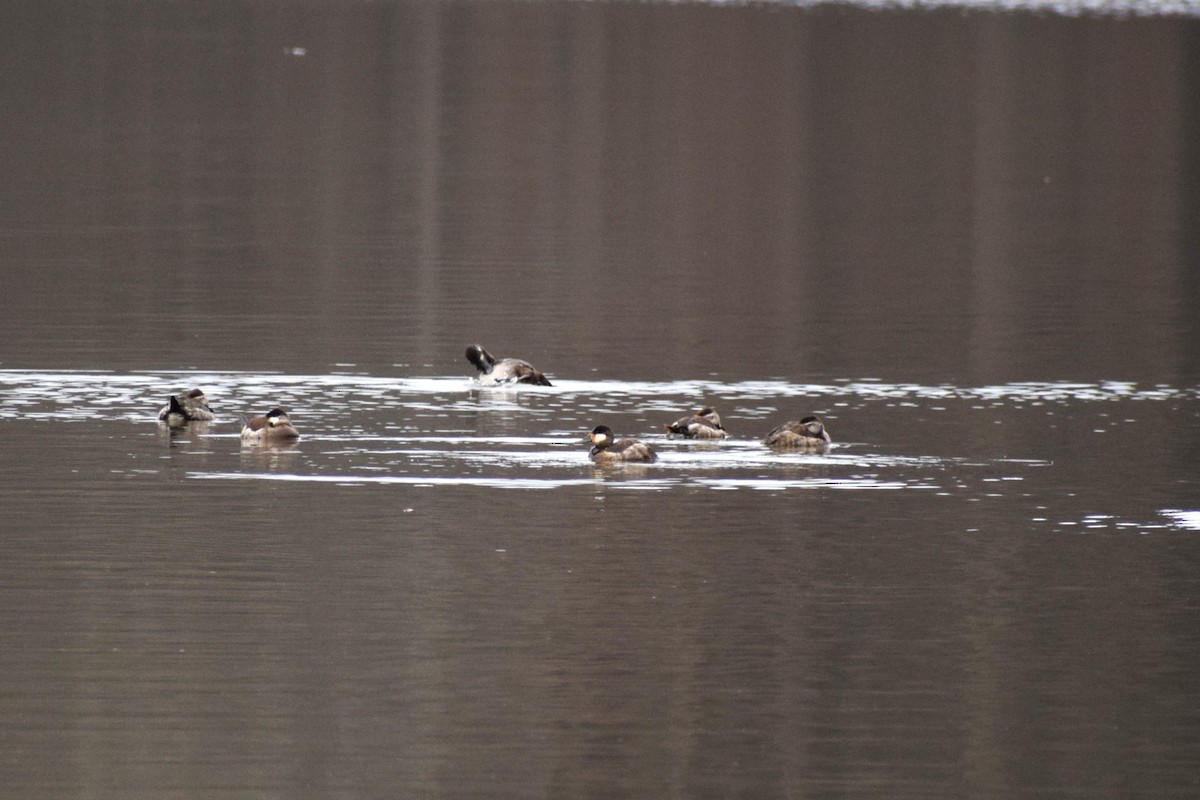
[498,358,552,386]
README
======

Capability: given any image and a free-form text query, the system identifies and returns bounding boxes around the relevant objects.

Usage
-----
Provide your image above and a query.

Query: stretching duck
[465,345,552,386]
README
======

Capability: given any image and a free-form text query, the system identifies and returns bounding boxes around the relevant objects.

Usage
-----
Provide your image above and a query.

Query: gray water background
[2,2,1199,798]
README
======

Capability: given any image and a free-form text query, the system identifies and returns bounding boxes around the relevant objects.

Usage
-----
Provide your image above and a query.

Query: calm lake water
[3,1,1200,798]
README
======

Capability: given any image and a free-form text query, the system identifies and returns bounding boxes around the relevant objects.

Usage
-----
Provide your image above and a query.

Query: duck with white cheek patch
[241,408,301,443]
[587,425,657,464]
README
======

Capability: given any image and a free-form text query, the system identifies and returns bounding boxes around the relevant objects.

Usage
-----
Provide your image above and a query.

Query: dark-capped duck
[665,406,727,439]
[588,425,657,464]
[158,388,215,425]
[241,408,300,442]
[465,344,552,386]
[763,415,831,451]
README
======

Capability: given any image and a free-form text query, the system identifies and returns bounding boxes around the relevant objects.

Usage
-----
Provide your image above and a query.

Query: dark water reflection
[2,2,1200,798]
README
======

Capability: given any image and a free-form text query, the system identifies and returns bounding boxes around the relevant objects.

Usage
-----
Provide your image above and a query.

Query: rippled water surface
[3,369,1195,511]
[3,1,1200,798]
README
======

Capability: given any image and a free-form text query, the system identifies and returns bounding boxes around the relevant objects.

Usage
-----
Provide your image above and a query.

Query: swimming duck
[763,415,831,451]
[588,425,657,464]
[157,388,215,425]
[241,408,301,442]
[665,406,727,439]
[465,345,552,386]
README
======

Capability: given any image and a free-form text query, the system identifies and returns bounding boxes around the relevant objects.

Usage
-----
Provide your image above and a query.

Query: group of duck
[158,389,300,443]
[156,344,833,462]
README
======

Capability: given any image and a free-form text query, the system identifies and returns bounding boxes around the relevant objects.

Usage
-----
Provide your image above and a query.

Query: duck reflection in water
[465,344,553,386]
[158,388,215,426]
[763,415,831,452]
[159,420,212,449]
[241,408,301,444]
[587,425,657,464]
[665,406,727,439]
